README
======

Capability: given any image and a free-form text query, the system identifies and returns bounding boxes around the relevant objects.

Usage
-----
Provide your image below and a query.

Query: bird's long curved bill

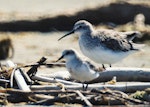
[58,30,74,41]
[56,55,64,62]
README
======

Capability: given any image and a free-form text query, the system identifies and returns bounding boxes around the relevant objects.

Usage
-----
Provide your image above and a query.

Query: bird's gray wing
[95,30,138,52]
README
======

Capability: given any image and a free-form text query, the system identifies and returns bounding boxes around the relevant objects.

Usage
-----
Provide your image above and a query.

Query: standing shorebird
[56,49,100,90]
[58,20,144,69]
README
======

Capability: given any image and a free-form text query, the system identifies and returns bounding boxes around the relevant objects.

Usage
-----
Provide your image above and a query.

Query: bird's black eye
[65,51,70,55]
[78,25,82,28]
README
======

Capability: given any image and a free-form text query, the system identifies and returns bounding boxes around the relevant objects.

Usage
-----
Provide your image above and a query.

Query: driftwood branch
[92,67,150,82]
[33,93,77,105]
[75,90,93,107]
[14,69,31,91]
[27,57,47,77]
[6,60,31,91]
[32,75,80,85]
[10,65,17,88]
[0,79,9,83]
[20,69,32,84]
[19,63,65,68]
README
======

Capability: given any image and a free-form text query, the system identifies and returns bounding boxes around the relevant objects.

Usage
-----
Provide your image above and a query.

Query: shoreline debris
[0,57,149,106]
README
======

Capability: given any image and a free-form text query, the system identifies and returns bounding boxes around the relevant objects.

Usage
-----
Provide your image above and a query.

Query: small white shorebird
[58,20,144,69]
[56,49,100,90]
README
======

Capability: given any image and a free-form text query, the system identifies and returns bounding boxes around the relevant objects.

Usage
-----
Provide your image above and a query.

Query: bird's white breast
[66,60,99,82]
[79,36,134,64]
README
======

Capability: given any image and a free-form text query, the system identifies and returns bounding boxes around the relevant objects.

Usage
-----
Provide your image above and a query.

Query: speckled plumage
[79,29,138,52]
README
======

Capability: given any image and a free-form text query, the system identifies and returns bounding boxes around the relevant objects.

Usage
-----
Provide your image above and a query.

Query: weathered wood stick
[33,93,77,105]
[0,79,9,83]
[32,75,81,85]
[19,63,65,68]
[28,94,55,103]
[19,69,32,84]
[30,85,61,90]
[75,90,93,107]
[6,60,31,91]
[0,89,77,95]
[10,66,17,88]
[27,57,47,77]
[14,70,31,91]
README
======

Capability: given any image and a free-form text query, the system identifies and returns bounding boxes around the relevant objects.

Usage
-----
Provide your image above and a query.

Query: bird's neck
[66,56,82,65]
[81,29,95,37]
[76,28,95,37]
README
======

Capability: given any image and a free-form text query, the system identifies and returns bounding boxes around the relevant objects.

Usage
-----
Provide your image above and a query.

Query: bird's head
[58,20,94,41]
[56,49,76,62]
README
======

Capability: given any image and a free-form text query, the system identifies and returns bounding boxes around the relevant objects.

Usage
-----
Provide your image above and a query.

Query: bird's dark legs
[109,64,112,67]
[85,84,88,90]
[82,83,85,90]
[102,64,106,70]
[82,83,88,91]
[102,64,112,69]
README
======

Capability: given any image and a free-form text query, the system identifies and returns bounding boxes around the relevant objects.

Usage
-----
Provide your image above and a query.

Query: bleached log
[6,60,31,91]
[30,82,150,93]
[68,82,150,93]
[14,70,31,91]
[92,67,150,82]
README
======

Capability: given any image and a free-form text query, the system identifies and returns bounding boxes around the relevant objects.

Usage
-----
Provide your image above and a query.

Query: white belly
[79,42,134,64]
[69,69,97,82]
[66,62,99,82]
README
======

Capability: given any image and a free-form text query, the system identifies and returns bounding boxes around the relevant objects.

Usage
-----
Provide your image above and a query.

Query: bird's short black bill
[56,55,64,62]
[58,30,74,41]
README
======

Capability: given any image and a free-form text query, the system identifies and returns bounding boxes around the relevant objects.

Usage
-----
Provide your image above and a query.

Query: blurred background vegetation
[0,0,150,40]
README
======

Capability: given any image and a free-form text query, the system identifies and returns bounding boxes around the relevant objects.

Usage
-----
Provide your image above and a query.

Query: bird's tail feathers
[132,43,145,51]
[122,31,142,41]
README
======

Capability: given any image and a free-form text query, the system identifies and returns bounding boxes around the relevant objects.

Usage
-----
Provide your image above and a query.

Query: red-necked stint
[56,49,100,90]
[58,20,144,69]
